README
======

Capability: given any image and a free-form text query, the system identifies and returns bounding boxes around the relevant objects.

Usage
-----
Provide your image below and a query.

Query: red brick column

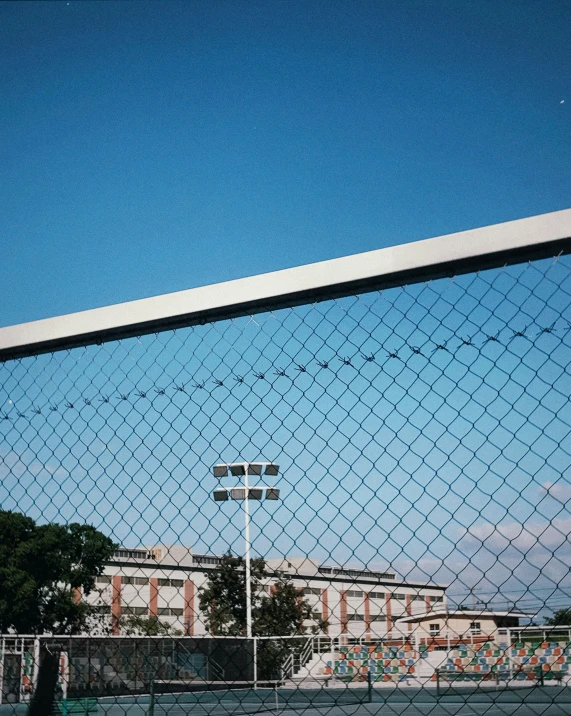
[150,578,159,617]
[72,587,82,605]
[406,594,412,631]
[340,591,348,634]
[112,575,122,635]
[321,589,329,633]
[425,595,431,613]
[364,592,371,635]
[184,580,195,636]
[385,594,392,634]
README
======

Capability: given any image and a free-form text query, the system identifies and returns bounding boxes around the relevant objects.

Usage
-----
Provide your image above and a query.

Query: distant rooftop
[109,547,450,588]
[396,609,534,624]
[316,565,395,580]
[111,546,395,579]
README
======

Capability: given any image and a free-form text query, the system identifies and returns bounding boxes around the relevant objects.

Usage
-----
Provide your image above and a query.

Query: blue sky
[1,0,569,326]
[1,1,570,618]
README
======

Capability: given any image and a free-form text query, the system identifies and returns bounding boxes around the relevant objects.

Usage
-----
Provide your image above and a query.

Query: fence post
[253,637,257,690]
[147,679,155,716]
[367,669,373,703]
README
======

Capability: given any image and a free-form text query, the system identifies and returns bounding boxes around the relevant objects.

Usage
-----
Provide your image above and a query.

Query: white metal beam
[1,208,570,359]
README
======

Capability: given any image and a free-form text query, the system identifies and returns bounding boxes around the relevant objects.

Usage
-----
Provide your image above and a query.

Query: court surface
[95,701,571,716]
[93,686,571,716]
[3,686,571,716]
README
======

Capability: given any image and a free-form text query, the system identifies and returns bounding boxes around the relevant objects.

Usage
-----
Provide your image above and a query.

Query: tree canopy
[198,553,327,679]
[0,510,115,634]
[199,553,327,637]
[120,614,183,636]
[544,608,571,626]
[198,553,266,636]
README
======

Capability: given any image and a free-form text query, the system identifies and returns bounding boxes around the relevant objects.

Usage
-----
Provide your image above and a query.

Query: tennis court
[2,680,571,716]
[74,685,571,716]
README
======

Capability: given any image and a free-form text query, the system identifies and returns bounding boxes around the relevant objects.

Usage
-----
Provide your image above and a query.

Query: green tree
[120,614,183,636]
[199,554,326,637]
[0,510,115,634]
[255,579,328,680]
[253,579,325,636]
[545,608,571,626]
[199,554,327,679]
[198,553,266,635]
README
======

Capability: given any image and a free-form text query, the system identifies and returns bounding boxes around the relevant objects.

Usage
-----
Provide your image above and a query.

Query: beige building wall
[84,551,446,638]
[407,615,502,641]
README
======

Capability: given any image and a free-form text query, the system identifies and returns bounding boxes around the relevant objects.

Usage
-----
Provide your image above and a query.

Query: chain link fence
[0,212,571,715]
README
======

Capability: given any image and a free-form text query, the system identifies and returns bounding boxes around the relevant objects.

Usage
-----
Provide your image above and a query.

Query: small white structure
[396,609,534,649]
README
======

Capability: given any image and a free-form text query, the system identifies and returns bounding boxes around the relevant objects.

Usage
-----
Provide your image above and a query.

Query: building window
[319,566,395,580]
[157,579,184,588]
[429,624,440,636]
[158,607,184,617]
[114,549,153,560]
[370,615,386,622]
[193,556,221,566]
[122,577,149,586]
[122,607,149,616]
[330,568,395,580]
[96,576,112,584]
[347,614,365,621]
[432,596,444,603]
[368,592,385,600]
[91,605,111,614]
[412,595,424,602]
[347,590,363,598]
[301,587,322,596]
[392,593,405,601]
[470,622,481,635]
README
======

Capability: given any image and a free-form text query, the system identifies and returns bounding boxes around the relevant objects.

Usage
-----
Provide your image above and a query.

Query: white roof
[396,609,534,624]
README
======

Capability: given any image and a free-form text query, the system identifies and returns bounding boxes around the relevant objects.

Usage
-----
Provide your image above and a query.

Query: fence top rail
[512,625,571,631]
[1,208,570,360]
[0,634,312,640]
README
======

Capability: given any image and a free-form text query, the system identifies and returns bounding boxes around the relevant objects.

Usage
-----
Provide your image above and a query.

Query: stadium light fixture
[214,487,279,501]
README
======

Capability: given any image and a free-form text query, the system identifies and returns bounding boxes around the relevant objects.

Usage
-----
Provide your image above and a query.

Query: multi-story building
[84,545,446,638]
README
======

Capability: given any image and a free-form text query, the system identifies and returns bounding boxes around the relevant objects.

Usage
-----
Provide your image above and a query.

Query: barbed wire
[1,317,569,425]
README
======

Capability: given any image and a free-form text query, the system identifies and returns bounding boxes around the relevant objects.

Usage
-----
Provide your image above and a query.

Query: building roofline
[396,609,534,623]
[512,624,571,630]
[104,560,447,591]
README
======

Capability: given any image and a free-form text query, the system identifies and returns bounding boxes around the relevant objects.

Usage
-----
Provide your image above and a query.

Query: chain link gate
[0,209,570,716]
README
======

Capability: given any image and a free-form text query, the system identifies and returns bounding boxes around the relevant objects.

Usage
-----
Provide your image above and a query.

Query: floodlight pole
[213,460,280,686]
[243,462,253,640]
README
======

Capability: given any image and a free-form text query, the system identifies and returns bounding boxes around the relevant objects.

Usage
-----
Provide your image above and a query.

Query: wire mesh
[0,248,571,716]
